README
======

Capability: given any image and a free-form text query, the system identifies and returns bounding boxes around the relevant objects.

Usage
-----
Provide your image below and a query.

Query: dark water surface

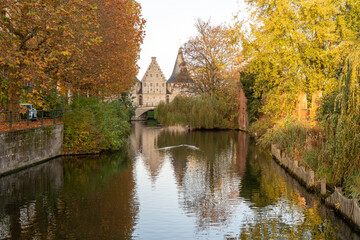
[0,122,359,239]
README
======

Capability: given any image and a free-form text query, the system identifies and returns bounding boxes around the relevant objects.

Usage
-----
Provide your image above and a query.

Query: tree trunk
[8,79,20,112]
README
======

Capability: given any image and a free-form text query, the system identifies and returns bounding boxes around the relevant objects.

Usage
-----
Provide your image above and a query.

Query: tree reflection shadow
[157,130,248,231]
[156,129,338,238]
[0,150,138,240]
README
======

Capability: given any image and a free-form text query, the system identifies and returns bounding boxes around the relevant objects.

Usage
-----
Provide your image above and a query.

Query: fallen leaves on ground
[0,119,63,132]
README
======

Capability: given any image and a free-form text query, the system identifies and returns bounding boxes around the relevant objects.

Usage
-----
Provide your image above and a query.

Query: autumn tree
[0,0,98,110]
[69,0,145,98]
[239,0,360,118]
[183,19,242,97]
[0,0,145,110]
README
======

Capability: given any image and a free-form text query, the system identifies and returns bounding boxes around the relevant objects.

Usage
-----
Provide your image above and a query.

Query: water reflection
[129,122,166,179]
[155,129,249,232]
[0,151,137,240]
[130,122,346,239]
[0,122,359,239]
[0,159,63,239]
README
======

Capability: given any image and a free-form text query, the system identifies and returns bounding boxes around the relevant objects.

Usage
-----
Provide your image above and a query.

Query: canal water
[0,122,359,239]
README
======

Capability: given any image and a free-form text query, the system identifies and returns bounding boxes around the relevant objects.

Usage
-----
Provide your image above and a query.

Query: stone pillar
[237,85,248,130]
[295,92,308,121]
[321,178,326,195]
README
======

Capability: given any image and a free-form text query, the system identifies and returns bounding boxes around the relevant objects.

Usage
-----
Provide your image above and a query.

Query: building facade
[132,48,192,107]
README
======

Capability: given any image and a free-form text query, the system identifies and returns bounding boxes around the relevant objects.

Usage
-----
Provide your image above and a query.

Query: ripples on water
[0,122,358,239]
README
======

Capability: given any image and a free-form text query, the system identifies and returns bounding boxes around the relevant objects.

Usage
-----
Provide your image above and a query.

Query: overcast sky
[136,0,248,80]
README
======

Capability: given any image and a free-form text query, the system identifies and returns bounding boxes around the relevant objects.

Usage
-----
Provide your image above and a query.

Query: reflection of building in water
[131,126,254,232]
[130,122,166,179]
[233,131,249,177]
[130,122,190,180]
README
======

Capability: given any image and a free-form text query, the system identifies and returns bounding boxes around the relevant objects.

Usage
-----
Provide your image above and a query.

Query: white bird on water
[157,144,200,151]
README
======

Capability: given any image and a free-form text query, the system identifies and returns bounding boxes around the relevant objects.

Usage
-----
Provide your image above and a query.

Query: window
[156,74,158,77]
[150,83,152,86]
[144,83,146,87]
[162,83,164,87]
[150,74,152,77]
[156,83,158,86]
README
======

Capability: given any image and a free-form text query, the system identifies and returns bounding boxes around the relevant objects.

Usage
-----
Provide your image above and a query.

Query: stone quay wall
[0,124,63,176]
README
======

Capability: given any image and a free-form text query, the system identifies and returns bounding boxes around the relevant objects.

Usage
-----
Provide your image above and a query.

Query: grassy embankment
[253,93,360,199]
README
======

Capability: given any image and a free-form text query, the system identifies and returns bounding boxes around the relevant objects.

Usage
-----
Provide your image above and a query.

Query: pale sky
[136,0,248,80]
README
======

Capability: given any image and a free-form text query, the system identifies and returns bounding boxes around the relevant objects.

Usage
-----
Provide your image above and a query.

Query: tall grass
[155,95,238,129]
[259,117,314,162]
[258,115,360,196]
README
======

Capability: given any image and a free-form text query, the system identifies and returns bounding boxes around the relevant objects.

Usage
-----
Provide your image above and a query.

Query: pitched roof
[167,48,193,83]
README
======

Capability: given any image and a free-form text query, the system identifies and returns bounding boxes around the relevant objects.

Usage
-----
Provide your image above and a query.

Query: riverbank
[0,96,134,176]
[249,113,360,231]
[270,138,360,232]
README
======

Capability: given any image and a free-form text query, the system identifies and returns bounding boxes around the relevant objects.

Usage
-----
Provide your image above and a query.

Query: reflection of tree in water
[237,141,337,239]
[156,130,236,184]
[239,140,287,208]
[157,130,247,231]
[236,202,336,240]
[0,159,63,239]
[1,150,138,240]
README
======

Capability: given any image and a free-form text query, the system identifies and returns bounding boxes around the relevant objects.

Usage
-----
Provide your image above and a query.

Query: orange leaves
[75,0,145,97]
[1,0,145,110]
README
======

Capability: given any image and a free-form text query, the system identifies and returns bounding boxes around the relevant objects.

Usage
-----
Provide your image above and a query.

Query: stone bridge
[132,106,155,121]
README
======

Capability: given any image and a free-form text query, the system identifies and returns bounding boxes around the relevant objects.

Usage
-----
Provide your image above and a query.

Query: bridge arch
[132,106,155,121]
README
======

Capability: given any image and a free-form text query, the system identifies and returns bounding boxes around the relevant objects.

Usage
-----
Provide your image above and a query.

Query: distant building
[132,48,193,107]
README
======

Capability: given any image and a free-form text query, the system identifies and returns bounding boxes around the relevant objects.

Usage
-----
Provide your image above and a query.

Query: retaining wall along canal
[0,124,63,176]
[271,144,360,232]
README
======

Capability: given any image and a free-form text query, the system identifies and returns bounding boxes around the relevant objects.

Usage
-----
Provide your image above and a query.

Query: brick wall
[237,85,249,130]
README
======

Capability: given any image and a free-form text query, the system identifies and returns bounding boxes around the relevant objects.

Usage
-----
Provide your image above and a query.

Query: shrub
[62,96,131,153]
[259,116,310,160]
[155,95,238,129]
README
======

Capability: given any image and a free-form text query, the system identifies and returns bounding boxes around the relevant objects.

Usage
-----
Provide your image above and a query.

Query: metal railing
[134,103,156,107]
[0,109,64,130]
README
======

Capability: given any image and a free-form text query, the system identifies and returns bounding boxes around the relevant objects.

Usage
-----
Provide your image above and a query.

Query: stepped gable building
[132,48,193,107]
